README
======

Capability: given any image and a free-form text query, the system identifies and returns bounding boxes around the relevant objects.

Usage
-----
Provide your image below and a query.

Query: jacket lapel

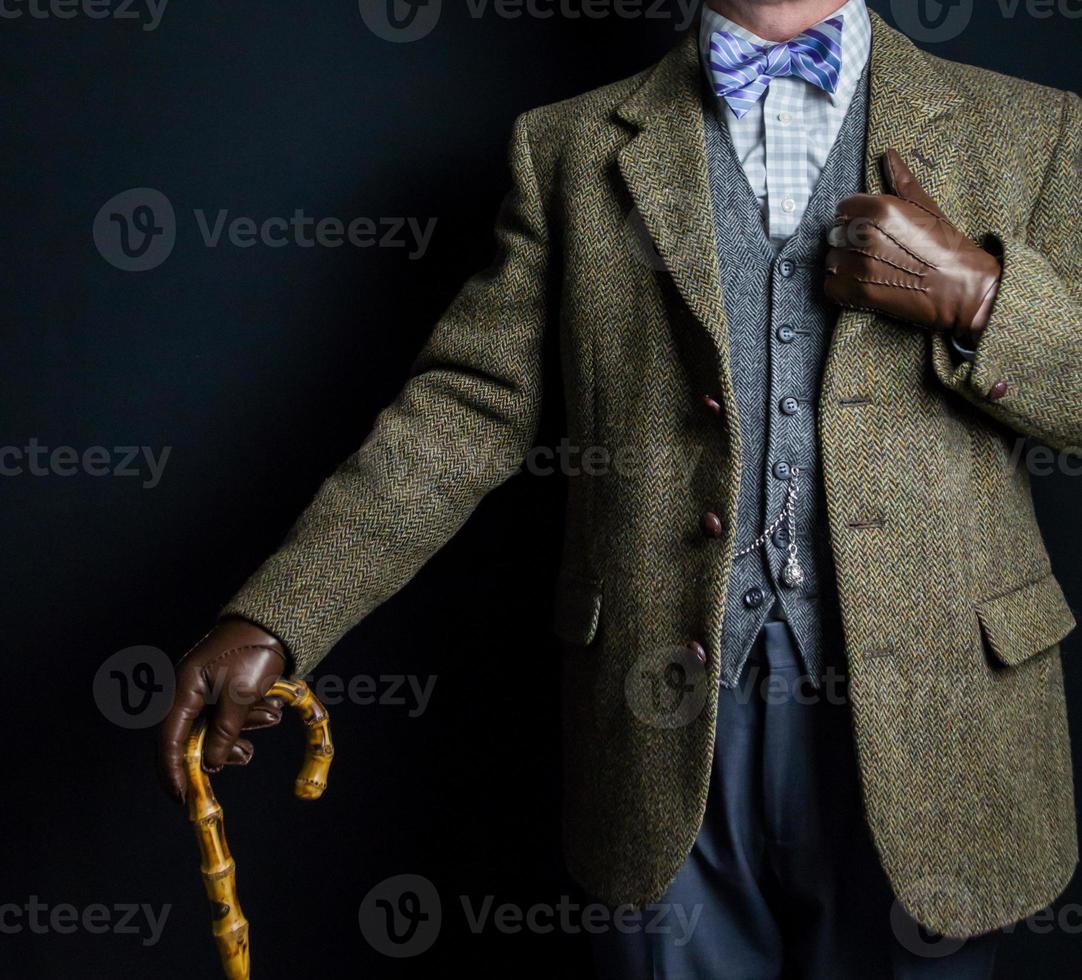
[827,12,966,363]
[613,16,968,396]
[614,33,728,357]
[863,12,964,198]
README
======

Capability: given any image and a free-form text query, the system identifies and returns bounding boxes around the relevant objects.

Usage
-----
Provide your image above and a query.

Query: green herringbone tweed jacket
[226,13,1081,937]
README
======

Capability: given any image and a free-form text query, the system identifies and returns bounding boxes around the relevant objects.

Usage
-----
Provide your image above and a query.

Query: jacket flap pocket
[553,573,602,646]
[976,574,1076,667]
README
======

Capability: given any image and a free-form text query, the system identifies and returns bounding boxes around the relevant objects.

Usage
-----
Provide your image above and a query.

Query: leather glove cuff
[216,615,293,674]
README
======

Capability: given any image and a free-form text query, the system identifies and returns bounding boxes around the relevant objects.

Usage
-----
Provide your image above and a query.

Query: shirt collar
[699,0,871,108]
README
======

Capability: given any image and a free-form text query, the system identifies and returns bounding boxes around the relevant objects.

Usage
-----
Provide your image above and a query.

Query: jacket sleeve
[223,113,551,676]
[932,89,1082,450]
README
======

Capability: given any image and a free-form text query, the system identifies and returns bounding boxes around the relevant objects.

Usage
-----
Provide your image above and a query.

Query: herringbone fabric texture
[225,13,1081,937]
[706,64,867,686]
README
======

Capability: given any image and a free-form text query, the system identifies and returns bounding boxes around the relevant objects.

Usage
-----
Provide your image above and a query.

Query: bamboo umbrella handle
[183,678,334,980]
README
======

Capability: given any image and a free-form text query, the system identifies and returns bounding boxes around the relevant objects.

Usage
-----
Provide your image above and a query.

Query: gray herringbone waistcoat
[705,67,869,687]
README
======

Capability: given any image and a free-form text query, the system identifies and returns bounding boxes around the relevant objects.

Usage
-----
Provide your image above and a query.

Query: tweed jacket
[226,13,1082,937]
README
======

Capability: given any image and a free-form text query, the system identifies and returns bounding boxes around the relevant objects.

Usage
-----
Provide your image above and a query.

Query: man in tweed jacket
[160,0,1081,974]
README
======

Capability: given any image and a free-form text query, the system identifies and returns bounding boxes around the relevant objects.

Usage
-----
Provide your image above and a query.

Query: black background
[2,1,1081,977]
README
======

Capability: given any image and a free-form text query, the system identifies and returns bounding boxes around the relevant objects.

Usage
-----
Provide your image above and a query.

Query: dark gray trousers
[591,620,1000,980]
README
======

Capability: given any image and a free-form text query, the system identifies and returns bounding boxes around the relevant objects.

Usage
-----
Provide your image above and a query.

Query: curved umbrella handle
[183,679,334,980]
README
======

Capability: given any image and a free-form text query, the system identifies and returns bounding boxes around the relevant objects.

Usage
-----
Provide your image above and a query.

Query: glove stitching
[904,197,950,227]
[852,275,929,293]
[865,220,938,271]
[836,214,937,271]
[198,644,284,692]
[846,248,927,278]
[203,643,282,669]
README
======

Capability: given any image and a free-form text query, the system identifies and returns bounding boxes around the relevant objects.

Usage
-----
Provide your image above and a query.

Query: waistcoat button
[772,461,792,480]
[776,324,796,343]
[744,588,766,609]
[780,396,800,416]
[778,259,796,278]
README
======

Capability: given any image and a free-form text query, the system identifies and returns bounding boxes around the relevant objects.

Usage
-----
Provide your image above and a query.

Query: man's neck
[705,0,849,41]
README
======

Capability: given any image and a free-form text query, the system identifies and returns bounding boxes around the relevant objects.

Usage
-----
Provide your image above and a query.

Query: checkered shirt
[699,0,872,241]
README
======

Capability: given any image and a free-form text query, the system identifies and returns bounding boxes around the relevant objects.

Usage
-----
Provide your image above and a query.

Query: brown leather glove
[158,617,288,804]
[824,149,1002,346]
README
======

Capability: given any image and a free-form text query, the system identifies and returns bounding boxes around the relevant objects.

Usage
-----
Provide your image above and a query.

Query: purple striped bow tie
[708,16,844,119]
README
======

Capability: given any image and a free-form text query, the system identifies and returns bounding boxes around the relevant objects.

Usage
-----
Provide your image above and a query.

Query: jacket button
[689,641,708,666]
[701,394,722,416]
[701,512,723,538]
[988,380,1009,401]
[744,587,766,609]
